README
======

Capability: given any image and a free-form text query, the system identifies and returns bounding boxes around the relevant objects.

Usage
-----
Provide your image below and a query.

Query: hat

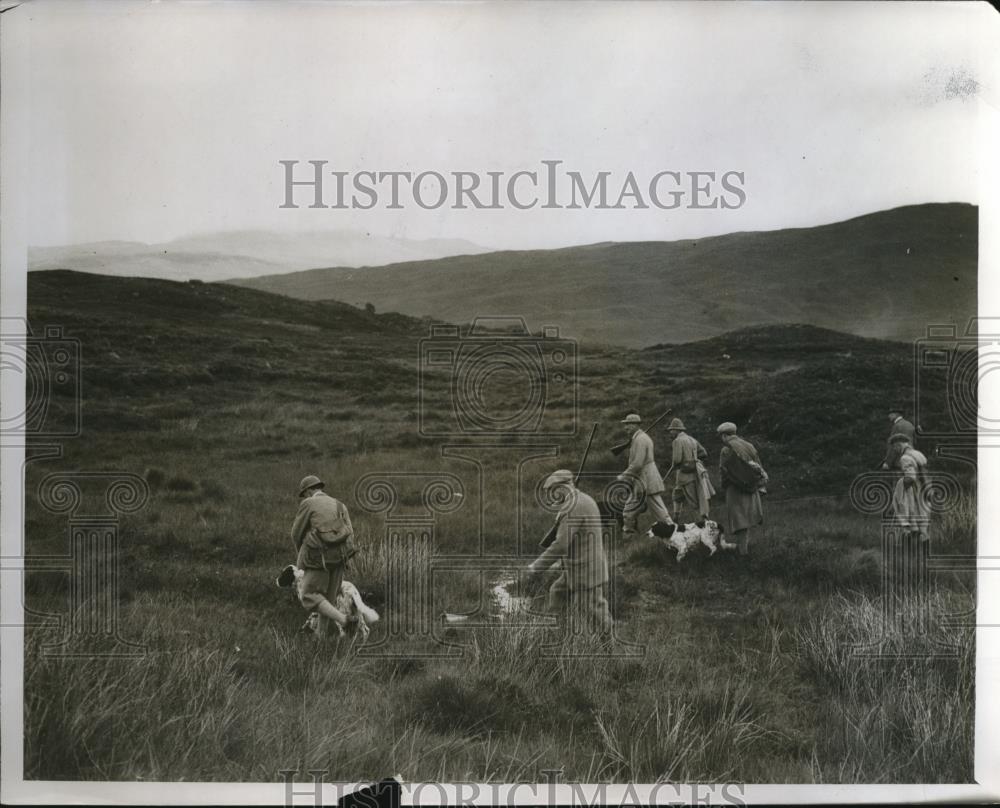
[542,469,574,490]
[888,433,912,445]
[716,421,738,435]
[667,418,686,431]
[298,474,325,496]
[621,413,641,424]
[888,407,905,415]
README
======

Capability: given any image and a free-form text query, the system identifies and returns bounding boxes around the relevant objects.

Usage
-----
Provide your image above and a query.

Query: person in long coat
[889,433,930,540]
[616,413,672,536]
[717,422,767,556]
[666,418,716,524]
[529,469,613,635]
[290,474,357,637]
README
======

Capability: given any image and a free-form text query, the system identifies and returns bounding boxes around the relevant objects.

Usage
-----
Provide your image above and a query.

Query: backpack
[722,445,767,493]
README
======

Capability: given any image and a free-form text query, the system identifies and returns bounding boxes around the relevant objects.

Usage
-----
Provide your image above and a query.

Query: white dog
[646,520,736,562]
[276,564,380,641]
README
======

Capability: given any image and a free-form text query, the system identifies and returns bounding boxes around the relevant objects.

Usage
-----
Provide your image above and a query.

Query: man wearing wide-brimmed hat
[616,413,673,536]
[528,469,612,634]
[717,422,767,556]
[665,417,715,525]
[290,474,358,638]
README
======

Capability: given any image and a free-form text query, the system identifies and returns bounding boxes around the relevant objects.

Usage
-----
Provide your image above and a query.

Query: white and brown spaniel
[646,520,736,562]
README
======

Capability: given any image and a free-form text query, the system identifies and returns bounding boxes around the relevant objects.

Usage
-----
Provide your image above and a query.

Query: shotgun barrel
[610,407,673,456]
[538,423,599,549]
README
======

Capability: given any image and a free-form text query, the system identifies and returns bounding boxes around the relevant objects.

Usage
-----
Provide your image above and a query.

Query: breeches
[622,489,671,529]
[299,563,345,636]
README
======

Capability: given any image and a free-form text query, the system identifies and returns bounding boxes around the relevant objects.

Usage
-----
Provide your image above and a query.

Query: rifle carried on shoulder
[538,423,598,550]
[609,408,673,457]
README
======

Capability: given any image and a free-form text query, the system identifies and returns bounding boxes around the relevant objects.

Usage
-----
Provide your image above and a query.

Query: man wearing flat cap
[290,474,357,638]
[528,469,612,634]
[716,423,768,556]
[617,413,673,537]
[880,407,917,471]
[666,418,715,526]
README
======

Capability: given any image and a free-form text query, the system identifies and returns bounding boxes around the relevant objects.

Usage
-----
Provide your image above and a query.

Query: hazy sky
[16,1,999,251]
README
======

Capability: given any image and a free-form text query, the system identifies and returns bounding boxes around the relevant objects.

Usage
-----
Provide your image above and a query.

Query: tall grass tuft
[592,686,769,782]
[797,590,974,783]
[24,628,254,779]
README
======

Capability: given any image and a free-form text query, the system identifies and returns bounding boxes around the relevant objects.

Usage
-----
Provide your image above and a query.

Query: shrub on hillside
[208,360,257,382]
[199,479,227,500]
[144,467,166,489]
[165,475,198,492]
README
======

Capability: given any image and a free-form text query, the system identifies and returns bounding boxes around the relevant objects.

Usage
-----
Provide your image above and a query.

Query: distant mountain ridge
[28,231,490,283]
[229,203,977,348]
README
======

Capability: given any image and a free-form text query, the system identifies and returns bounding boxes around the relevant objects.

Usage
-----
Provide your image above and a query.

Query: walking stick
[539,423,599,549]
[661,463,675,489]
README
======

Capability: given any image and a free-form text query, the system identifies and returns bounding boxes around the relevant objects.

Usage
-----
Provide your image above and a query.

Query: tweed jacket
[623,429,666,496]
[882,417,917,467]
[719,436,766,532]
[719,436,766,490]
[530,489,608,591]
[890,417,916,443]
[290,491,356,570]
[671,432,709,483]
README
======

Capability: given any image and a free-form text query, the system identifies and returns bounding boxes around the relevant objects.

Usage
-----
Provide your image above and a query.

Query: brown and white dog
[646,520,736,562]
[276,564,380,641]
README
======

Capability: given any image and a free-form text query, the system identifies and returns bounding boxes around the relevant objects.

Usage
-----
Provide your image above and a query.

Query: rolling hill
[26,270,961,499]
[28,231,489,283]
[229,203,977,348]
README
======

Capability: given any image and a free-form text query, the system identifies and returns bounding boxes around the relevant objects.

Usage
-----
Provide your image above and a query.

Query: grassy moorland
[23,269,975,783]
